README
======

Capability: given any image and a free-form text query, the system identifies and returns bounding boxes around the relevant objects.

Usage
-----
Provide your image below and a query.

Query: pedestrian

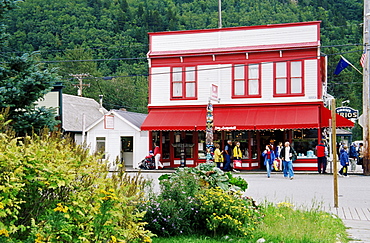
[213,143,223,169]
[232,141,242,172]
[262,145,275,178]
[348,142,358,172]
[338,145,349,177]
[279,141,296,180]
[275,142,283,171]
[269,139,275,151]
[315,140,328,174]
[223,140,233,172]
[357,142,364,168]
[153,142,163,170]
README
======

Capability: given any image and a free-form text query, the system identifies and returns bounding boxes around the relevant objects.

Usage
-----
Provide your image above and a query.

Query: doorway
[121,136,133,167]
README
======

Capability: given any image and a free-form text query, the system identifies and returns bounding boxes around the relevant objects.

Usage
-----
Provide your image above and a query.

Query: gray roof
[63,94,107,132]
[113,109,147,129]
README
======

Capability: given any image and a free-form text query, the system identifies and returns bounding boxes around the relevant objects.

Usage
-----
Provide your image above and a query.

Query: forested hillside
[1,0,364,134]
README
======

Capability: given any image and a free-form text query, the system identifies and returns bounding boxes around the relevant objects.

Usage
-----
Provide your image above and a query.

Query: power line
[67,49,364,80]
[0,43,363,63]
[0,43,148,54]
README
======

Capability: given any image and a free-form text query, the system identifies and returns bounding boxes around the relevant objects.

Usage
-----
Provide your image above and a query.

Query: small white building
[85,109,149,170]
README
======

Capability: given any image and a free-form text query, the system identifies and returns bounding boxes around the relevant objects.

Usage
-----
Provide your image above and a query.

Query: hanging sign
[335,107,358,120]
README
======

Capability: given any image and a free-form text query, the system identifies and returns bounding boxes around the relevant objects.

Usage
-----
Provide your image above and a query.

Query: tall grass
[152,202,349,243]
[253,202,348,243]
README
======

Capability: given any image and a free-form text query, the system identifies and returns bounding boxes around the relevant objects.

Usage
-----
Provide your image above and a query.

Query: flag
[360,52,367,68]
[334,56,350,75]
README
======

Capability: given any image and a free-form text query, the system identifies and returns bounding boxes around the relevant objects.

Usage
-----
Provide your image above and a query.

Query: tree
[0,53,60,135]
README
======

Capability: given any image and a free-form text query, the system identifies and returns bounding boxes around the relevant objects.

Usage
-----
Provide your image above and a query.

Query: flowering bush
[0,113,154,242]
[139,171,201,236]
[195,187,263,238]
[141,164,259,238]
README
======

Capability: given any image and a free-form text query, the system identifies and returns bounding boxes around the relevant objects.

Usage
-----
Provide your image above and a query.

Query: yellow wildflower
[0,229,9,237]
[54,203,68,213]
[0,202,4,209]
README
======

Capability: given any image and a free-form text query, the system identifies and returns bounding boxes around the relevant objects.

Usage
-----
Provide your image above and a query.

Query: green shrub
[141,164,256,238]
[195,187,263,238]
[139,171,201,236]
[158,163,248,192]
[0,114,154,242]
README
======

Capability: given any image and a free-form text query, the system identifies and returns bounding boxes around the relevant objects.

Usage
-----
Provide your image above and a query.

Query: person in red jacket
[315,140,328,174]
[153,142,164,169]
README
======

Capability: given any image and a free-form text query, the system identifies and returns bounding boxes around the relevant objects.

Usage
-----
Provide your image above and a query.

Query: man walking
[223,140,233,172]
[279,141,296,180]
[315,140,327,174]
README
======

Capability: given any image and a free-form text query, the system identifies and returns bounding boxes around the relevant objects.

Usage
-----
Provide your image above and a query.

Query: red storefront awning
[320,106,354,128]
[141,108,206,131]
[141,105,354,131]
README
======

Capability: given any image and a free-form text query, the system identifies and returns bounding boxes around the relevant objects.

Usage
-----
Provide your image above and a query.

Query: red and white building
[141,21,353,171]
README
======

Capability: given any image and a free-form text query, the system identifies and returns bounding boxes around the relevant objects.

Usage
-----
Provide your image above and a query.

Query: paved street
[131,169,370,242]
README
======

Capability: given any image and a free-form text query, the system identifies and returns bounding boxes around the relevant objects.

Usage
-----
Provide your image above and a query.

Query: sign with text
[210,84,219,101]
[335,107,358,120]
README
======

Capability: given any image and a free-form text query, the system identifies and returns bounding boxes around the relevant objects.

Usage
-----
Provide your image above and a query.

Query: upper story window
[232,64,261,98]
[171,66,197,99]
[274,61,304,96]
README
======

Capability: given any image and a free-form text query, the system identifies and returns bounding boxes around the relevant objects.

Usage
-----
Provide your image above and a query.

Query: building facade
[141,21,353,171]
[86,110,149,170]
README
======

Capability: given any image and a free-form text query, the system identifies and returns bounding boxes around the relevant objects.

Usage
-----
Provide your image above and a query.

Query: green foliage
[140,171,201,236]
[0,116,154,242]
[254,201,348,243]
[0,53,60,135]
[159,163,248,192]
[195,188,263,238]
[141,163,254,238]
[1,0,364,119]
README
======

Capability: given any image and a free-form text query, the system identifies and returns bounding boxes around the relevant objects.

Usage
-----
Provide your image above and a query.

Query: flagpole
[340,55,363,75]
[363,0,370,176]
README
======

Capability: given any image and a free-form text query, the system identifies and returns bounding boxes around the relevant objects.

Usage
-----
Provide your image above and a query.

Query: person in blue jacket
[339,145,349,177]
[262,145,275,178]
[348,142,358,172]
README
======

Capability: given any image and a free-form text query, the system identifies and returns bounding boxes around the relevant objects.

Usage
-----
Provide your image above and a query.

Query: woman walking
[339,145,349,177]
[213,144,223,169]
[262,145,275,178]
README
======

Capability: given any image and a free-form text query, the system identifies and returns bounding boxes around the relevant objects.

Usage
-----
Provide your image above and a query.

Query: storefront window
[162,132,170,159]
[173,132,194,158]
[292,129,318,158]
[231,131,249,159]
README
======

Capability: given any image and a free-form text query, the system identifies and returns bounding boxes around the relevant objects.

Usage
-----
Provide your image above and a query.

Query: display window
[197,131,258,160]
[292,129,318,158]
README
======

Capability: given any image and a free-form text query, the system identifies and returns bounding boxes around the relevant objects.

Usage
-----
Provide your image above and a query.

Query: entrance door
[121,136,133,167]
[259,130,286,168]
[172,131,195,167]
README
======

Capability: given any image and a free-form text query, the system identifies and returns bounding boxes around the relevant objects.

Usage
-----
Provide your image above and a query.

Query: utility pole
[331,99,338,207]
[70,73,90,97]
[363,0,370,175]
[218,0,222,28]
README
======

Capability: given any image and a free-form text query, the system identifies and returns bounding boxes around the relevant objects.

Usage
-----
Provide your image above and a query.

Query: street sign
[335,106,359,120]
[358,114,364,128]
